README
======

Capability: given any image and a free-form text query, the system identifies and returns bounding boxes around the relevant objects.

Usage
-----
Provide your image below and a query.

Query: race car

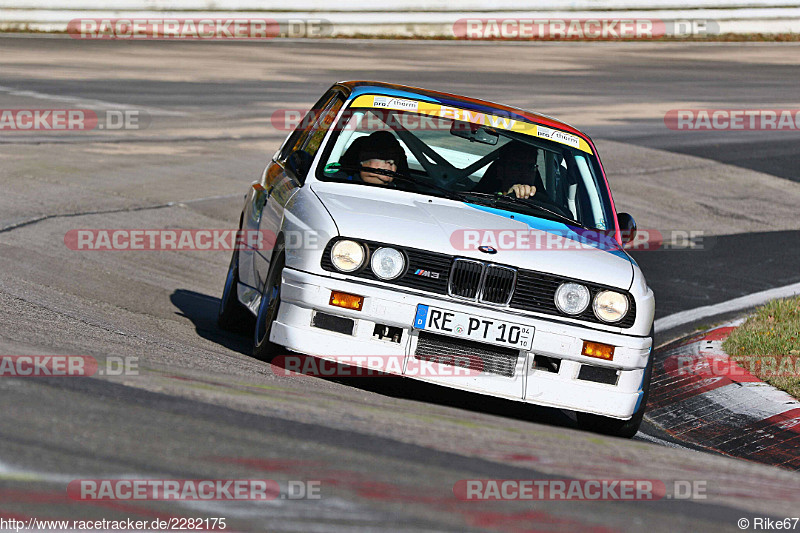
[218,81,655,438]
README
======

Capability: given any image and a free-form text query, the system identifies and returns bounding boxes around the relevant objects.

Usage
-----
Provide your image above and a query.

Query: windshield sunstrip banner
[350,94,593,154]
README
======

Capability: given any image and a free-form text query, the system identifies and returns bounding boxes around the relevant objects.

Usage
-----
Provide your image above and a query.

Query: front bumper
[270,267,652,419]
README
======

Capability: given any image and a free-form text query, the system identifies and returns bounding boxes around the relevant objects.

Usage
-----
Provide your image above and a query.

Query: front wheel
[253,248,285,360]
[576,326,655,438]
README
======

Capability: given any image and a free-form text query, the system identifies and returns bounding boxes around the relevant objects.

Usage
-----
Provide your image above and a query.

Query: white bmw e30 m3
[218,81,655,438]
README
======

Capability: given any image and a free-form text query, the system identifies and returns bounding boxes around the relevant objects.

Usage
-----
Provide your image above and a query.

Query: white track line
[0,84,187,116]
[654,281,800,333]
[634,432,694,451]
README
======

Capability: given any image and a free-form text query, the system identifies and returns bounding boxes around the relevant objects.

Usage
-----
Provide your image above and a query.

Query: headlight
[554,282,590,315]
[330,240,365,273]
[593,290,629,323]
[370,247,405,280]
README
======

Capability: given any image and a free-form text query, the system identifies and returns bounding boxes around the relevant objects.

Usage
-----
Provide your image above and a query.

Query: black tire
[218,249,253,332]
[576,325,655,438]
[253,246,285,360]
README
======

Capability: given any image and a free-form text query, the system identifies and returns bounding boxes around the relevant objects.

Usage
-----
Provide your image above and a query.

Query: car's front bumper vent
[414,331,519,378]
[577,364,619,385]
[311,312,355,335]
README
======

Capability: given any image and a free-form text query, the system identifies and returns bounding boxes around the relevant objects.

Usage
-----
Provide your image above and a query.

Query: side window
[299,95,344,159]
[277,90,342,163]
[276,91,332,162]
[280,92,345,184]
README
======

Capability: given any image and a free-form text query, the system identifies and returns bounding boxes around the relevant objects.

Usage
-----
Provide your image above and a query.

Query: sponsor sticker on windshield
[372,96,419,112]
[535,125,581,149]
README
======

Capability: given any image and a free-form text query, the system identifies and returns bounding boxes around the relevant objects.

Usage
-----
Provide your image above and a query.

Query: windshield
[316,101,614,230]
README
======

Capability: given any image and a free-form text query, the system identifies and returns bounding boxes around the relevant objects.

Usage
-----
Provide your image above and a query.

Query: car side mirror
[286,150,313,180]
[617,212,637,245]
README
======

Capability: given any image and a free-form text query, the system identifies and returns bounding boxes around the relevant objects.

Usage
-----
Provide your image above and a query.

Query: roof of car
[336,80,591,141]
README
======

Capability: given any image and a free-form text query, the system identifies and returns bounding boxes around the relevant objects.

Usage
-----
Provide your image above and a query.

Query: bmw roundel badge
[478,246,497,254]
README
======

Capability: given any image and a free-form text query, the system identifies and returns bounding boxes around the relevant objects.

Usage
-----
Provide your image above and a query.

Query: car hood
[311,182,634,290]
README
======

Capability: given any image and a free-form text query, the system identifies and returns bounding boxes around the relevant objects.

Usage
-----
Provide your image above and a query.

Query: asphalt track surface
[1,38,800,531]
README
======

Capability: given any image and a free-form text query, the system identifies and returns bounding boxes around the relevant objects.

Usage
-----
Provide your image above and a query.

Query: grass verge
[723,296,800,399]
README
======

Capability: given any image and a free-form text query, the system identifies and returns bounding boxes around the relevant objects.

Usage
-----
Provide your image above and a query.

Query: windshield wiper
[464,191,588,229]
[324,163,469,202]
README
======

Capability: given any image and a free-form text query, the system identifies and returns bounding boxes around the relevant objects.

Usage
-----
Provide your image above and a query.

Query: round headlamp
[370,247,405,280]
[330,240,365,273]
[593,290,629,323]
[554,282,591,315]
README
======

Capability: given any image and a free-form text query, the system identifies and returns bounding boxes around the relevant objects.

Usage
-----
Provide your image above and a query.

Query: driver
[473,141,542,199]
[340,131,407,185]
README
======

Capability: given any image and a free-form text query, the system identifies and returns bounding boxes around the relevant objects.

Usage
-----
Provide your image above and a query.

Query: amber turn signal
[581,340,615,360]
[329,291,364,311]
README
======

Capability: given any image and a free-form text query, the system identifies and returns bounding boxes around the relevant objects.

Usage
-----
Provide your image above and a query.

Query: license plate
[413,305,534,350]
